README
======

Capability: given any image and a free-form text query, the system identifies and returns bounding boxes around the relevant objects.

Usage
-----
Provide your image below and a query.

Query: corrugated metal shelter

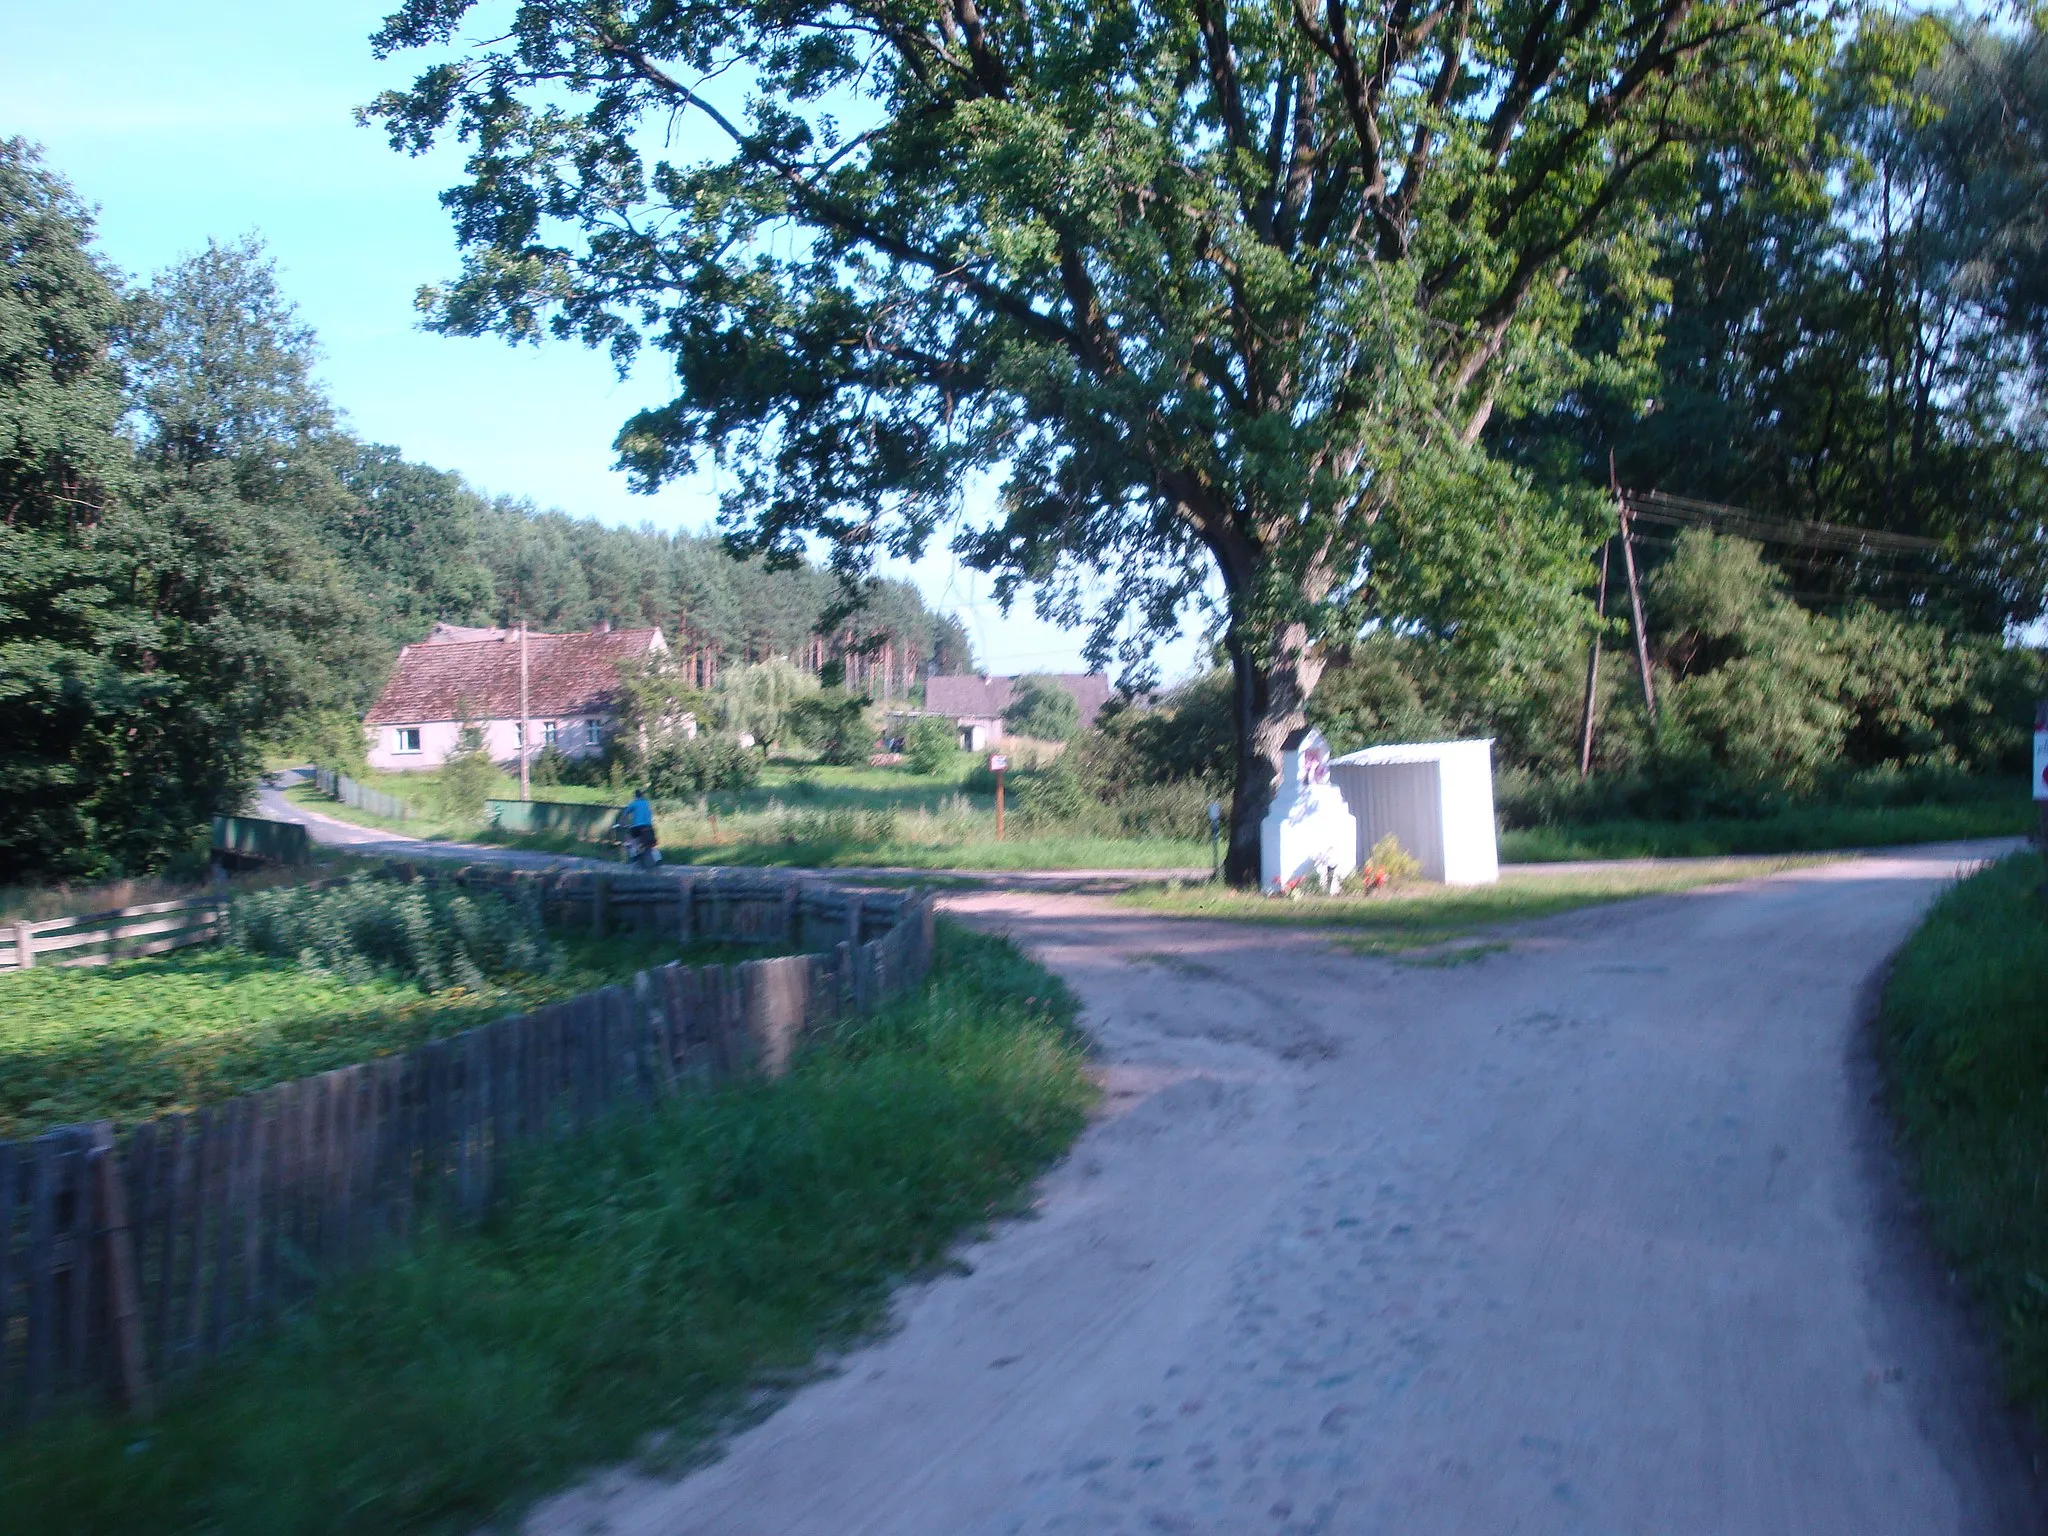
[1328,740,1499,885]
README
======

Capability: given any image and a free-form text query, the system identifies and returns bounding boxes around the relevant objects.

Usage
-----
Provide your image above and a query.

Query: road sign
[989,755,1008,772]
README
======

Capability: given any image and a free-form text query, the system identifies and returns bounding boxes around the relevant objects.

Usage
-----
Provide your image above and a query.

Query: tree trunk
[1223,622,1324,887]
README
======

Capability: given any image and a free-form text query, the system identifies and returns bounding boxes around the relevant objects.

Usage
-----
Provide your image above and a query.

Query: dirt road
[521,842,2043,1536]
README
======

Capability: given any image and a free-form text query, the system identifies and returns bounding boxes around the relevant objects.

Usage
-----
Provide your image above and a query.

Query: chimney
[598,619,611,633]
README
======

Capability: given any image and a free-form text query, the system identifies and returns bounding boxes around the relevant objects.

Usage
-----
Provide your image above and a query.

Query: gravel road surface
[517,841,2043,1536]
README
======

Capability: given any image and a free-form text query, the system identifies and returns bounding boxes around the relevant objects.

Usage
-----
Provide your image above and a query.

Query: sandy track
[511,840,2044,1536]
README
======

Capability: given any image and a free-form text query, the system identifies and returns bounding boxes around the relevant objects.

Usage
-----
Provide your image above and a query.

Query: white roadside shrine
[1259,727,1359,892]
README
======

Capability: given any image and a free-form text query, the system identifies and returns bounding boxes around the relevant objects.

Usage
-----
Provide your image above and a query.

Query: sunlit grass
[1115,857,1827,954]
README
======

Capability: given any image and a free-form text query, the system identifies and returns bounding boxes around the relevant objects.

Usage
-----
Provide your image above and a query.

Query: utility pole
[518,622,531,802]
[1616,487,1658,721]
[1578,537,1612,778]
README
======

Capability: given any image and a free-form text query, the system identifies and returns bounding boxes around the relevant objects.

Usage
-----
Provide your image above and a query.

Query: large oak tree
[367,0,1827,881]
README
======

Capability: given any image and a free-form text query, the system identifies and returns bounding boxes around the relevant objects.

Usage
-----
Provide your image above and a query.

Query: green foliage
[644,734,761,797]
[229,877,553,992]
[0,927,1093,1534]
[784,688,873,765]
[0,143,374,882]
[1881,853,2048,1416]
[1002,676,1081,742]
[1365,834,1422,886]
[714,657,814,750]
[903,717,960,776]
[433,735,500,823]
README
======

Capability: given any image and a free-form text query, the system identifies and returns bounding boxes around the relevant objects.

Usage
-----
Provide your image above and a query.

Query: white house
[920,672,1116,749]
[363,622,667,771]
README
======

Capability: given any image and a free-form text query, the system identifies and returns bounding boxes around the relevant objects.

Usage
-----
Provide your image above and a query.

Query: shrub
[529,745,569,788]
[228,878,553,992]
[1363,833,1422,886]
[645,734,762,797]
[435,738,500,822]
[1002,676,1081,742]
[904,716,959,775]
[785,691,872,765]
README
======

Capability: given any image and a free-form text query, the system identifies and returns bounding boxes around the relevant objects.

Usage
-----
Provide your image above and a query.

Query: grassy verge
[0,929,772,1138]
[1501,797,2031,862]
[1115,856,1824,955]
[1880,850,2048,1416]
[2,926,1094,1536]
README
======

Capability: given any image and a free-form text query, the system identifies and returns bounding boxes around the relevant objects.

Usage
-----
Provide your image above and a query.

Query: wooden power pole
[1617,491,1658,721]
[1578,537,1612,778]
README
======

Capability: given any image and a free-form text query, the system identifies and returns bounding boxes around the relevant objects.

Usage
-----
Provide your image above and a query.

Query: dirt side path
[524,845,2041,1535]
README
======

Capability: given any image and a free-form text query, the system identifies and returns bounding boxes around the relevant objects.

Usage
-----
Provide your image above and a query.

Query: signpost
[990,754,1008,841]
[1208,799,1222,881]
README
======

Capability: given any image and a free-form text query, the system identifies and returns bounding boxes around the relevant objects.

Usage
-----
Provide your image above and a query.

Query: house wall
[365,716,609,772]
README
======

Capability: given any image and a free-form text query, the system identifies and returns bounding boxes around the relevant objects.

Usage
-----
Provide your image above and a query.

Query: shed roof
[365,627,666,725]
[923,672,1116,729]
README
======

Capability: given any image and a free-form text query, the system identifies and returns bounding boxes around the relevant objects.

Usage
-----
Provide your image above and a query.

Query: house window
[542,720,559,747]
[394,727,422,755]
[514,722,525,748]
[584,720,602,748]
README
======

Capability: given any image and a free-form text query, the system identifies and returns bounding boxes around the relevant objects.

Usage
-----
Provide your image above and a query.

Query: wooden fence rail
[0,879,937,1427]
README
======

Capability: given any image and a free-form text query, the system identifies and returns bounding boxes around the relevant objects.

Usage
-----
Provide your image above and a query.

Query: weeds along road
[521,842,2044,1536]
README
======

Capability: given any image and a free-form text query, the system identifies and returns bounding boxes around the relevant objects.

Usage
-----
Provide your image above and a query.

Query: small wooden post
[14,919,34,969]
[90,1125,153,1420]
[676,873,695,944]
[781,880,800,945]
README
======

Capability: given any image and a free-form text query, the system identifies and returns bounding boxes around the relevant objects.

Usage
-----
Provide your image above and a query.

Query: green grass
[1880,849,2048,1418]
[1500,797,2032,862]
[1,926,1095,1536]
[1115,856,1824,954]
[0,929,771,1138]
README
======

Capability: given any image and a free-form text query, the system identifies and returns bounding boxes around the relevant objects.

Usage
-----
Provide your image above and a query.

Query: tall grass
[1880,850,2048,1416]
[1,926,1095,1535]
[228,878,553,991]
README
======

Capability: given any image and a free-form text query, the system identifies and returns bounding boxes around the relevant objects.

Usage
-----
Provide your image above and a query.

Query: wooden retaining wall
[0,881,938,1427]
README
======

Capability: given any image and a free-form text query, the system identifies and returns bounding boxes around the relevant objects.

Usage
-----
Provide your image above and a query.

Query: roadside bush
[1882,852,2048,1414]
[904,716,959,775]
[229,878,553,992]
[646,734,761,797]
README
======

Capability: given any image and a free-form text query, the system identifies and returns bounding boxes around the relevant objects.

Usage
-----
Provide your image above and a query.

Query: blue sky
[1,0,1208,679]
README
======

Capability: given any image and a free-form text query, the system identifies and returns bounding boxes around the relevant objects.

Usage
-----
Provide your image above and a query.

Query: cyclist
[623,787,659,865]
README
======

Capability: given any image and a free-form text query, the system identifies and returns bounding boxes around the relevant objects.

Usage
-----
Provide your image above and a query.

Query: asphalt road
[514,841,2044,1536]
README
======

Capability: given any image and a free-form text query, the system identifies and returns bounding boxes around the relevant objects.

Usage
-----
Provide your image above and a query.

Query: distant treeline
[0,139,965,881]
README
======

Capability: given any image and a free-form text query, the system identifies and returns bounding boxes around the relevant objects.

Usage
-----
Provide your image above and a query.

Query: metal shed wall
[1329,760,1445,880]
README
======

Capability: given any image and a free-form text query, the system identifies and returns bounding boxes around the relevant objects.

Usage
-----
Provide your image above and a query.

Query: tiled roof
[366,627,666,725]
[923,672,1115,729]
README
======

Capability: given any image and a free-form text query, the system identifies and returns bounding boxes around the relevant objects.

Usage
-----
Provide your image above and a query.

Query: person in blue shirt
[623,789,657,863]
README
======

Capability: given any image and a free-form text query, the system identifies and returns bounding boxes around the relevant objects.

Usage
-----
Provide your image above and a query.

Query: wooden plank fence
[0,881,937,1427]
[3,897,227,974]
[0,863,893,974]
[313,768,411,822]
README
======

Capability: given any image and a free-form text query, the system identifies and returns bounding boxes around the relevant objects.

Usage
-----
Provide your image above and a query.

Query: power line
[1621,489,1943,558]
